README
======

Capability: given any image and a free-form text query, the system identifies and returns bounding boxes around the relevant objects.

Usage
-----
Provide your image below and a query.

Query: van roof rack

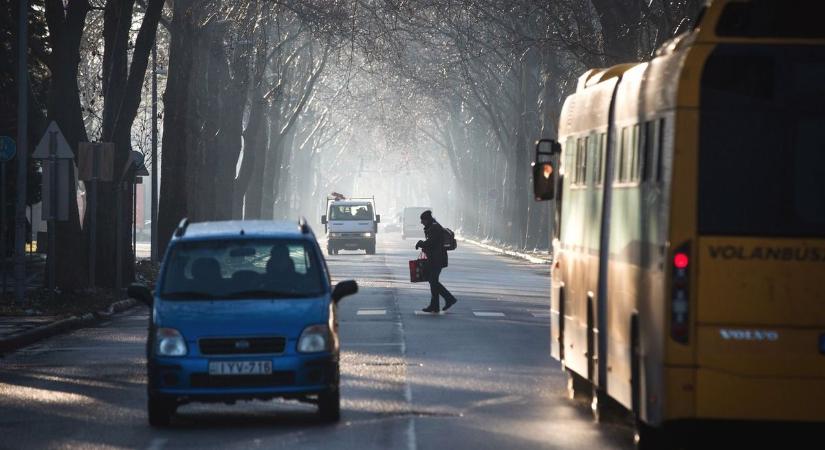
[298,217,311,234]
[174,218,190,237]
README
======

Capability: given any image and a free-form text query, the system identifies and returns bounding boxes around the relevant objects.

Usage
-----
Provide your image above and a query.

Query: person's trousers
[427,265,456,308]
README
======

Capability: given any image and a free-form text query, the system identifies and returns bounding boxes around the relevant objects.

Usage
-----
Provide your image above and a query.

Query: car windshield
[160,239,326,299]
[329,204,373,221]
[404,208,429,225]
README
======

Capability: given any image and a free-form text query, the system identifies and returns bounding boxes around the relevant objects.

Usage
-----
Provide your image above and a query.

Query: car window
[329,204,373,221]
[160,239,325,299]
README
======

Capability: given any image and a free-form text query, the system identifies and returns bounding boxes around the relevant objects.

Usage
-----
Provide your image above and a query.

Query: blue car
[128,219,358,426]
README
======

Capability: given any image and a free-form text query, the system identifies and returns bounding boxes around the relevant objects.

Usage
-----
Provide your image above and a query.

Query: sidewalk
[457,235,553,265]
[0,259,157,355]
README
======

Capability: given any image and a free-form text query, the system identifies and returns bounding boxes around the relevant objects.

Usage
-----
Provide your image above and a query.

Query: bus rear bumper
[695,368,825,422]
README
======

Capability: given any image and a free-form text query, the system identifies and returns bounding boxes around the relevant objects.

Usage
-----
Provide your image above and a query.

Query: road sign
[0,136,16,162]
[41,160,70,222]
[33,121,74,160]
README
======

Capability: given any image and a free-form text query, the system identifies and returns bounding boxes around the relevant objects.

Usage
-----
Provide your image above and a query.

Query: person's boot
[443,297,457,311]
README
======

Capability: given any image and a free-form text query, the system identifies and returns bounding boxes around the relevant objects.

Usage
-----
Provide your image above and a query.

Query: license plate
[208,360,272,376]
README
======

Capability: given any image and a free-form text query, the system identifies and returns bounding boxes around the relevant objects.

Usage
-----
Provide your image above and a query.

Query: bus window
[642,121,655,182]
[616,127,627,183]
[699,47,825,237]
[630,124,640,182]
[597,133,607,185]
[656,118,665,183]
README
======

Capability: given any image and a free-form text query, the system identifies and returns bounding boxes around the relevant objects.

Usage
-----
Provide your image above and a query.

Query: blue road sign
[0,136,16,162]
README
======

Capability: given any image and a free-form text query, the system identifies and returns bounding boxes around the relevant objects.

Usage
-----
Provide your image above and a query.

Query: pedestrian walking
[415,210,457,313]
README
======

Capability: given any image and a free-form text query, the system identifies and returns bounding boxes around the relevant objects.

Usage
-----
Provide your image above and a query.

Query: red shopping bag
[409,253,428,283]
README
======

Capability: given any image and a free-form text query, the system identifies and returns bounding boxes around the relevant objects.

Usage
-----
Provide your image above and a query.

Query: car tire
[148,394,176,427]
[318,388,340,422]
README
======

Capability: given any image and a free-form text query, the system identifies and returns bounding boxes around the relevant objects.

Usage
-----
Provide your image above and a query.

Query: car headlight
[156,328,188,356]
[362,232,373,237]
[298,325,330,353]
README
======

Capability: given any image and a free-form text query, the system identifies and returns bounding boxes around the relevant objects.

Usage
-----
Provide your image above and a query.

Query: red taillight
[673,253,689,269]
[671,243,691,344]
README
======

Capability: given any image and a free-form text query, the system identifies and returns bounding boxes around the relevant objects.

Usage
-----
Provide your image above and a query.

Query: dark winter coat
[421,221,448,268]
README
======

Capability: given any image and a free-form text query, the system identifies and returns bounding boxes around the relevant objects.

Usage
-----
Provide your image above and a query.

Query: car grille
[199,337,286,355]
[190,372,295,388]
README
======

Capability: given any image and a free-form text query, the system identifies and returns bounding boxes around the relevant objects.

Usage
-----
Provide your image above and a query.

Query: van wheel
[148,394,176,427]
[366,244,376,255]
[318,388,340,422]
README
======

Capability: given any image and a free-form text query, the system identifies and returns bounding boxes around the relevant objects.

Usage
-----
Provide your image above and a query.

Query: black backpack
[442,228,457,251]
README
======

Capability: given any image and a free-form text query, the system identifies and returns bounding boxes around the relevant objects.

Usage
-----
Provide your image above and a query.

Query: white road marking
[530,312,551,318]
[357,309,387,316]
[413,310,446,315]
[473,311,506,317]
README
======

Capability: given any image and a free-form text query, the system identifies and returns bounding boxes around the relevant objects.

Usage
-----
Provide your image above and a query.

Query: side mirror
[331,280,358,303]
[128,283,153,306]
[532,139,562,201]
[321,215,327,225]
[375,215,381,223]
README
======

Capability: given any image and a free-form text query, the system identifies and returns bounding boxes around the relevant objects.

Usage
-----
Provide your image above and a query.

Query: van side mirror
[375,215,381,223]
[532,139,562,201]
[128,283,153,306]
[331,280,358,303]
[321,215,327,225]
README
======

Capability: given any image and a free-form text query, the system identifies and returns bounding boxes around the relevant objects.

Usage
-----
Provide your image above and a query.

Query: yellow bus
[532,0,825,447]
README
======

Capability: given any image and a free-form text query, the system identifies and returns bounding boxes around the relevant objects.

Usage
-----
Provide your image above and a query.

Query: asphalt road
[0,233,634,449]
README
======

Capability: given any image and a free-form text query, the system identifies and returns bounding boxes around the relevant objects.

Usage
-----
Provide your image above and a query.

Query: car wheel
[148,394,176,427]
[318,388,340,422]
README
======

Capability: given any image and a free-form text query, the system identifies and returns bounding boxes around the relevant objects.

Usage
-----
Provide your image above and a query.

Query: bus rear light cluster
[671,243,691,344]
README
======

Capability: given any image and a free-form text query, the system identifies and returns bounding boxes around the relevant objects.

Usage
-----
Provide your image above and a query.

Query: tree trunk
[44,0,91,290]
[158,0,195,255]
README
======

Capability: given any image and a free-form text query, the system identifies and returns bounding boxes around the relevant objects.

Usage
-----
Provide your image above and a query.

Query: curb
[0,298,139,355]
[457,236,552,265]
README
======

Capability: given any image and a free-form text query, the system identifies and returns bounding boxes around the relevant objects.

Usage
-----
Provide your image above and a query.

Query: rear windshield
[329,204,373,221]
[699,45,825,238]
[160,239,325,299]
[716,1,825,39]
[404,208,429,225]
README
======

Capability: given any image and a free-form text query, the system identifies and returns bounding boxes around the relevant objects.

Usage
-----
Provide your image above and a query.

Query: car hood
[154,297,329,339]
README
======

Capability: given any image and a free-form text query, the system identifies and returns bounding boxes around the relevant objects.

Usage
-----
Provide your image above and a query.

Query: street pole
[150,44,158,261]
[89,146,98,287]
[115,181,122,299]
[48,132,56,299]
[14,0,29,303]
[2,160,7,294]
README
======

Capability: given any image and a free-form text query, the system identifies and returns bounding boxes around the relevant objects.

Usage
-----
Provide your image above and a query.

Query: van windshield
[404,208,429,225]
[160,239,325,300]
[329,204,373,221]
[698,45,825,238]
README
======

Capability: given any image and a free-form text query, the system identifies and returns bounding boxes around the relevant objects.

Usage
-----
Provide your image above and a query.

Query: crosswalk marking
[357,309,387,316]
[473,311,505,317]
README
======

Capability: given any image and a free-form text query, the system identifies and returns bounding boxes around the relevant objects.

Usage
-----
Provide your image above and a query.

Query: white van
[401,207,430,240]
[321,198,380,254]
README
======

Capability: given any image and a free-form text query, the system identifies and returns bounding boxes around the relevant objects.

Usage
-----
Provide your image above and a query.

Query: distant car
[129,219,358,426]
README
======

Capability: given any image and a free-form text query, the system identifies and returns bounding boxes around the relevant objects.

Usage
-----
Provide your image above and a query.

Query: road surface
[0,232,634,449]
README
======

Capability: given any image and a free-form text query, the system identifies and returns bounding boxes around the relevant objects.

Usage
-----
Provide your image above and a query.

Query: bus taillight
[671,243,691,344]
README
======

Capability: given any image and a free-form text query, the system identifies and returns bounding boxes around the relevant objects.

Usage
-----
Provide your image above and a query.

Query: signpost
[0,136,16,295]
[115,151,146,297]
[15,0,29,303]
[32,122,75,296]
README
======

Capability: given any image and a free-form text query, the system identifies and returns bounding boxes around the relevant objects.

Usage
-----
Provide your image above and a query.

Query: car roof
[175,220,310,241]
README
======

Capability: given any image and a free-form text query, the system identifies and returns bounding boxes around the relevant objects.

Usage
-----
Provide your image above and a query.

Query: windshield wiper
[161,291,217,300]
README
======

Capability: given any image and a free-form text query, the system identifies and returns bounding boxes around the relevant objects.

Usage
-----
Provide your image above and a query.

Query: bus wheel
[635,421,668,450]
[591,385,625,424]
[566,368,590,401]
